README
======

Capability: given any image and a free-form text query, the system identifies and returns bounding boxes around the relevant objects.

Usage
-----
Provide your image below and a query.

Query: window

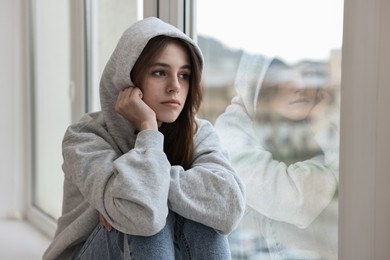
[195,0,343,259]
[28,0,144,234]
[30,0,72,220]
[86,0,143,112]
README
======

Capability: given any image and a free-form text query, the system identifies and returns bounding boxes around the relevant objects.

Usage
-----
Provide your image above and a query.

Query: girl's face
[140,42,191,125]
[269,79,318,120]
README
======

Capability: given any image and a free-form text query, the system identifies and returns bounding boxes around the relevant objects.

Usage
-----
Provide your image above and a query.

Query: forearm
[64,128,171,236]
[167,124,246,234]
[103,135,171,235]
[230,147,337,228]
[215,108,338,228]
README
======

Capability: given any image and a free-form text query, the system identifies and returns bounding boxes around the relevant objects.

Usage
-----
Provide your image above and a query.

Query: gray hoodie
[215,53,339,259]
[43,17,245,260]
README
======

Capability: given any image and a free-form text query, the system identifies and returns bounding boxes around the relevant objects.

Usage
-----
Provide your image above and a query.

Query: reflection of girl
[215,53,339,259]
[255,58,324,165]
[43,17,245,260]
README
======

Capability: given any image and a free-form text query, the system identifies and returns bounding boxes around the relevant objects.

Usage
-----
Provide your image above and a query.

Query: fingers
[121,86,142,98]
[115,86,141,113]
[117,86,133,103]
[317,89,333,104]
[114,86,157,130]
[132,87,143,99]
[99,213,112,231]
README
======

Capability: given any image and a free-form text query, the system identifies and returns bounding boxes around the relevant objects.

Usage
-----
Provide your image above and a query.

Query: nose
[291,79,306,93]
[294,87,305,94]
[167,76,180,94]
[294,87,308,98]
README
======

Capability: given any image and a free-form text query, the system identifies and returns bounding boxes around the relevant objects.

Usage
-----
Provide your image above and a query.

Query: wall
[0,0,27,219]
[339,0,390,259]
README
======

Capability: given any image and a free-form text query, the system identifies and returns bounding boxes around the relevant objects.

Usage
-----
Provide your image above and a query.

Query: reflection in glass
[215,53,339,259]
[196,0,342,259]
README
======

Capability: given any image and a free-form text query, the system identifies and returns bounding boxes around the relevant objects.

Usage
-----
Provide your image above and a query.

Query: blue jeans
[74,211,231,259]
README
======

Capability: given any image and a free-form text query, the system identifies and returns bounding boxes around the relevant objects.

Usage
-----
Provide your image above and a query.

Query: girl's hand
[115,86,158,131]
[99,213,112,231]
[308,89,334,132]
[309,89,333,120]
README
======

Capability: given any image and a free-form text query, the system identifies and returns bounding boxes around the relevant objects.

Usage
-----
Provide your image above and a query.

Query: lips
[289,98,309,104]
[161,99,181,105]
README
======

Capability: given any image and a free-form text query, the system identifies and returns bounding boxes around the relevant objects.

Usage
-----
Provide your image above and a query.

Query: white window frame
[25,0,87,238]
[144,0,194,36]
[339,0,390,258]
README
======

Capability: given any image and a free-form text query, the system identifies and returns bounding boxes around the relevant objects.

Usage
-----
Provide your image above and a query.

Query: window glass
[88,0,143,112]
[31,0,143,220]
[196,0,343,259]
[32,0,71,219]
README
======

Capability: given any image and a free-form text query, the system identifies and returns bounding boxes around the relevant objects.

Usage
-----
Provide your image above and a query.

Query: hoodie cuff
[135,130,164,150]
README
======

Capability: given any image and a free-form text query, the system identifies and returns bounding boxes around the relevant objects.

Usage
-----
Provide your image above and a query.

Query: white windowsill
[0,220,51,260]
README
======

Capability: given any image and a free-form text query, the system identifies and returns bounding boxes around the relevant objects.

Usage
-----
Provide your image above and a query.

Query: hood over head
[233,53,271,118]
[234,53,301,119]
[99,17,204,153]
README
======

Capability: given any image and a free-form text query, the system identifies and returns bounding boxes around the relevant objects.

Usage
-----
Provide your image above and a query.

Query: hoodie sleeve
[62,113,171,236]
[168,120,246,235]
[214,98,338,229]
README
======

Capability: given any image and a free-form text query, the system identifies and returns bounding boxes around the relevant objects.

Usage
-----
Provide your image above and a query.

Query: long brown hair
[130,35,203,169]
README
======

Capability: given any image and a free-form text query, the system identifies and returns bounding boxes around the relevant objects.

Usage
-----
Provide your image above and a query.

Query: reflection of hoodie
[43,17,245,260]
[215,53,339,259]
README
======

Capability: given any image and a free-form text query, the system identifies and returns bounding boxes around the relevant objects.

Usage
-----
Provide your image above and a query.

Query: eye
[152,70,166,77]
[178,72,191,80]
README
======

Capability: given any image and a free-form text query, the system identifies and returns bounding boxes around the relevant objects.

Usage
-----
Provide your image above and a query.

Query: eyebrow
[151,62,191,70]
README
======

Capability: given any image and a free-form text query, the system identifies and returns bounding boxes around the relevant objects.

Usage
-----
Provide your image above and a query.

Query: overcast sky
[197,0,344,63]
